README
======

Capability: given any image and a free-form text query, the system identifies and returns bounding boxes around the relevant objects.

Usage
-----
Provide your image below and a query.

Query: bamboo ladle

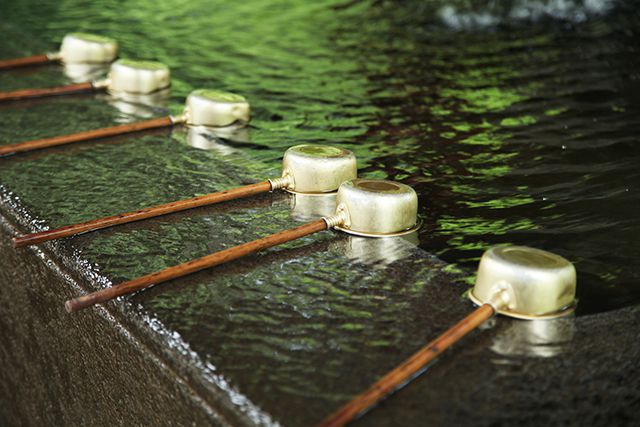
[13,144,357,248]
[316,245,577,427]
[0,33,117,70]
[0,88,251,157]
[0,58,169,103]
[64,178,420,313]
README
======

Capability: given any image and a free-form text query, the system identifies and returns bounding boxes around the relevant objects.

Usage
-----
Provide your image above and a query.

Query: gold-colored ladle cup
[470,245,577,319]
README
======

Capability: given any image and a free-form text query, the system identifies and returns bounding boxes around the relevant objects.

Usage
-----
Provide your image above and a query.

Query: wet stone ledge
[1,132,639,426]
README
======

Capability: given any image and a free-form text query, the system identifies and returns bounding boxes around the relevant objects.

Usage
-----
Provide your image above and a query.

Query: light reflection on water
[0,1,638,314]
[490,317,577,358]
[0,1,637,424]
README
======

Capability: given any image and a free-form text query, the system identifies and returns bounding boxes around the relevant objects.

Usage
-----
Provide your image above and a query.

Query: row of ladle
[1,32,579,427]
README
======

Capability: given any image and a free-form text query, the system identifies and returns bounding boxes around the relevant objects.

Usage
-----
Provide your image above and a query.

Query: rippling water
[1,1,639,425]
[1,1,638,310]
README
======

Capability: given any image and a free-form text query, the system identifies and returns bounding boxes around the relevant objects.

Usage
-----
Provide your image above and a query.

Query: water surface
[2,0,638,313]
[2,1,640,425]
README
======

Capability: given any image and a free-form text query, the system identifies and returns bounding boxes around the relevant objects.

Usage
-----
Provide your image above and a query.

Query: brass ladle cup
[317,245,577,427]
[64,178,420,313]
[0,32,118,71]
[0,58,169,103]
[13,144,357,248]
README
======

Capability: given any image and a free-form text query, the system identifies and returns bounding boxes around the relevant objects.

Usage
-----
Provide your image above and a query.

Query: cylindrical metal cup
[185,89,251,127]
[59,33,118,64]
[470,246,577,319]
[108,59,171,94]
[279,145,357,194]
[334,179,419,237]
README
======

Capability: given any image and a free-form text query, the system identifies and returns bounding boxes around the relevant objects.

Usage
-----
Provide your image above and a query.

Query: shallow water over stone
[1,1,639,424]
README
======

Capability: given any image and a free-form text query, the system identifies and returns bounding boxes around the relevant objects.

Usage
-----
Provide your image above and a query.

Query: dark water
[1,0,638,314]
[1,1,639,425]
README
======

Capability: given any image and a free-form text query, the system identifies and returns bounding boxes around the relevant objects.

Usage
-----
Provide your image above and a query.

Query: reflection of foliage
[441,87,525,113]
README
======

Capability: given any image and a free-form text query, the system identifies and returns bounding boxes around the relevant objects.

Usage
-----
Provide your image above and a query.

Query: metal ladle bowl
[184,89,251,127]
[270,144,358,195]
[58,33,118,64]
[469,245,577,319]
[332,179,420,237]
[106,59,171,95]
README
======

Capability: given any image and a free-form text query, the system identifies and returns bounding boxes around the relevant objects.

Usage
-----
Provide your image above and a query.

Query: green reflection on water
[1,1,639,422]
[500,115,537,127]
[438,216,537,234]
[440,86,526,113]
